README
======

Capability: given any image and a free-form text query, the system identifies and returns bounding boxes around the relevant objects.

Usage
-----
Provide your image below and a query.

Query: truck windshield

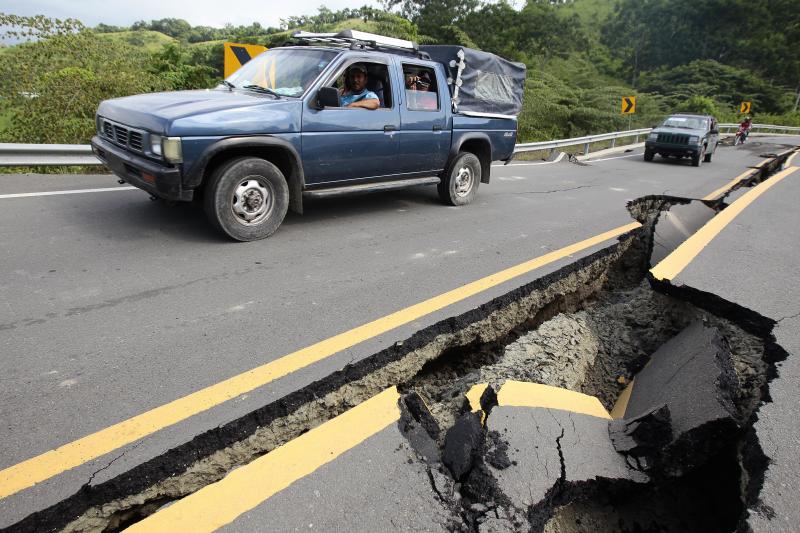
[662,117,707,129]
[225,48,338,98]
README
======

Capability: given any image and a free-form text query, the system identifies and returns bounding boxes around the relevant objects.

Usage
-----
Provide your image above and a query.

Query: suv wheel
[204,157,289,241]
[439,152,480,206]
[691,147,704,167]
[644,149,654,162]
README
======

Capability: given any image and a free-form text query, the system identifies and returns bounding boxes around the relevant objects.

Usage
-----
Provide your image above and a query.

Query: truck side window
[402,65,439,112]
[330,62,392,109]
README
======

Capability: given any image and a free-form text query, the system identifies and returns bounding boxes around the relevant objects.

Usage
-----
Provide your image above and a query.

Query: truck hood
[97,89,302,136]
[652,126,706,136]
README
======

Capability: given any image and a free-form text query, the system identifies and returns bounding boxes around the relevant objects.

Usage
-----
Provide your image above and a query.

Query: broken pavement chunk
[485,406,647,514]
[442,412,484,480]
[608,404,672,467]
[616,320,741,475]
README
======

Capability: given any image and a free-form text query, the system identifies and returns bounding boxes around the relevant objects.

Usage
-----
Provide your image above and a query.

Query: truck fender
[449,133,493,184]
[185,136,305,215]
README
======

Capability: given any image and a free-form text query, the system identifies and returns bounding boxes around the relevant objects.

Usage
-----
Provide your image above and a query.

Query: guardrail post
[583,142,590,155]
[634,135,639,144]
[610,138,616,149]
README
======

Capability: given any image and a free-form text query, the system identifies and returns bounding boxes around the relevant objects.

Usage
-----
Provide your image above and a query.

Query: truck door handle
[432,125,442,131]
[384,125,397,132]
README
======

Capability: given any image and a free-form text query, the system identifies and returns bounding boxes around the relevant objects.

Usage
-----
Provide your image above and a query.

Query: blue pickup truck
[91,31,526,241]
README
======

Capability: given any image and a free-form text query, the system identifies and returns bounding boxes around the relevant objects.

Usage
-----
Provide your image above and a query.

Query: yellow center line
[610,380,634,419]
[123,387,401,533]
[702,169,756,201]
[497,380,611,419]
[651,165,799,281]
[0,221,640,501]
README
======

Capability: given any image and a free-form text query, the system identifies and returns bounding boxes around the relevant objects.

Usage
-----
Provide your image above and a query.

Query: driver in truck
[339,64,380,109]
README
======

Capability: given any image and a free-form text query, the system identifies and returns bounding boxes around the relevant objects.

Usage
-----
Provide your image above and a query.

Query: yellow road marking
[610,380,634,419]
[466,383,488,412]
[497,380,611,419]
[702,169,755,201]
[124,387,401,533]
[0,222,640,500]
[651,165,799,281]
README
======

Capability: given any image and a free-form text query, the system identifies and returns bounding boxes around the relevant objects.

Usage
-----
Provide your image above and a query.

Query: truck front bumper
[91,136,192,201]
[645,141,702,158]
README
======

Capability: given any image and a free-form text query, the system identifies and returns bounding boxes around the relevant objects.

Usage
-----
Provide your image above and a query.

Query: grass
[97,30,176,53]
[0,110,11,134]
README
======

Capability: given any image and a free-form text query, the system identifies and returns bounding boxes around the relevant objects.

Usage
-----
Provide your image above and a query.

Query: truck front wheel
[439,152,480,206]
[204,157,289,241]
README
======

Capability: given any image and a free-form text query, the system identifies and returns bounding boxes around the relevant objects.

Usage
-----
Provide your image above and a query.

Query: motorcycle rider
[738,116,753,143]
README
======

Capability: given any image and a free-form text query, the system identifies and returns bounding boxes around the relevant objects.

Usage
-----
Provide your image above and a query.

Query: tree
[0,14,168,143]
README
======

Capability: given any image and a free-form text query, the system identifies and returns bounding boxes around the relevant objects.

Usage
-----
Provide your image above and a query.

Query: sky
[1,0,381,28]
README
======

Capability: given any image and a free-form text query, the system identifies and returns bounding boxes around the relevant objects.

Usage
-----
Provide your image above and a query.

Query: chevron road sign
[224,42,268,78]
[740,101,752,114]
[621,96,636,115]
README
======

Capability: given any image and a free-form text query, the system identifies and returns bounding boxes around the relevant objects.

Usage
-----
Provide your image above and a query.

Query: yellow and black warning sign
[740,101,752,114]
[621,96,636,115]
[224,42,268,78]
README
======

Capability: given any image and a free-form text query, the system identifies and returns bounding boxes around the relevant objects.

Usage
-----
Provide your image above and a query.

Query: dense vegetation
[0,0,798,145]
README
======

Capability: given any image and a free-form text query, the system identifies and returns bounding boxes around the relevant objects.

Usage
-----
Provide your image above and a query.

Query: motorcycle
[733,125,750,145]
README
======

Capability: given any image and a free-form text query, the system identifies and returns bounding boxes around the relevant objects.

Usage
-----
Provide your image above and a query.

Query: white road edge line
[492,153,566,168]
[0,186,137,199]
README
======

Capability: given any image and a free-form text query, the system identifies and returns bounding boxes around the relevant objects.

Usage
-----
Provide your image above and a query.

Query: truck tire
[644,149,654,162]
[438,152,480,206]
[204,157,289,241]
[691,147,704,167]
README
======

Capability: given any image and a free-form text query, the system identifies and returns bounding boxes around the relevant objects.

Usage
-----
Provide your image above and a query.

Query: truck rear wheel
[644,149,654,162]
[204,157,289,241]
[438,152,480,206]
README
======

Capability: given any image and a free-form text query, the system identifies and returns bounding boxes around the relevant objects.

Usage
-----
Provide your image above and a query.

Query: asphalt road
[0,137,796,526]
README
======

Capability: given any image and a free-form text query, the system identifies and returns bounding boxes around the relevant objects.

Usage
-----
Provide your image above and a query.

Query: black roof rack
[288,30,430,59]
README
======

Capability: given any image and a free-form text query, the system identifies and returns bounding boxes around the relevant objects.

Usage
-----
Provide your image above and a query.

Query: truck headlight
[150,134,163,156]
[151,136,182,163]
[689,136,700,144]
[647,133,658,141]
[162,137,183,164]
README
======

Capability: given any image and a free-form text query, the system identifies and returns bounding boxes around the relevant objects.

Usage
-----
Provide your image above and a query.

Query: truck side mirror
[316,87,340,109]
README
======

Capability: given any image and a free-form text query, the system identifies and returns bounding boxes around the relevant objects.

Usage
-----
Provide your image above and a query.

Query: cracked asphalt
[0,137,797,528]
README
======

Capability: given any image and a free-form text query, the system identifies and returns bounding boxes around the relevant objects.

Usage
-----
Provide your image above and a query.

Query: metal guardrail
[1,124,799,166]
[514,128,653,155]
[0,143,98,166]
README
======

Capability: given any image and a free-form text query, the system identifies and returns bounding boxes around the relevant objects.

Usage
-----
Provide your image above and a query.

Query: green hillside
[98,30,176,52]
[0,5,797,149]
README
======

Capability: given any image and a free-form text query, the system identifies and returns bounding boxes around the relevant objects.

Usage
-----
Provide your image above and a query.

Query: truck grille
[128,131,143,151]
[99,118,147,154]
[114,125,128,145]
[657,133,689,145]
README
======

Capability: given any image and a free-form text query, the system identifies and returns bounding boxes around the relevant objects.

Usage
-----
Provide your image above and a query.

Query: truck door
[302,58,400,185]
[397,61,450,175]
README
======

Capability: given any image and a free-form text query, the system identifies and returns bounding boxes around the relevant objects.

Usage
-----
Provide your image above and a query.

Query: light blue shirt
[341,89,379,106]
